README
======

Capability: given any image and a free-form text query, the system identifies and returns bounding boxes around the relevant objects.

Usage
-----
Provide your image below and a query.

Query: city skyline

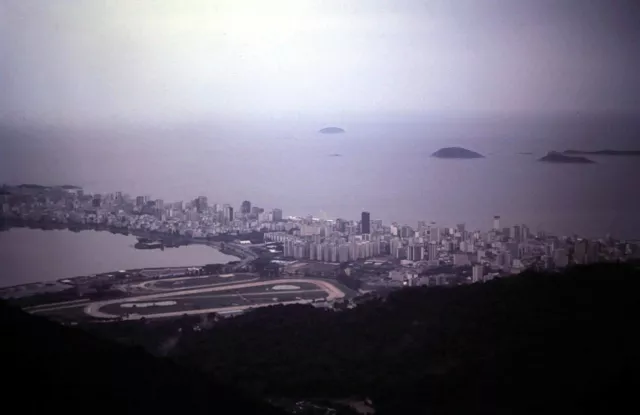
[2,182,632,239]
[2,183,636,286]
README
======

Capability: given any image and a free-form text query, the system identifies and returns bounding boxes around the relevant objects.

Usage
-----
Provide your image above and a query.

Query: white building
[472,264,484,283]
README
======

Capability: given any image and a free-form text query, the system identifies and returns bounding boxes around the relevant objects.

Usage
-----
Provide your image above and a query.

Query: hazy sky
[1,0,639,123]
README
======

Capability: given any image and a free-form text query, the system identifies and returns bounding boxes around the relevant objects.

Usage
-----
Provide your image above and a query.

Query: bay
[0,228,237,287]
[1,114,640,240]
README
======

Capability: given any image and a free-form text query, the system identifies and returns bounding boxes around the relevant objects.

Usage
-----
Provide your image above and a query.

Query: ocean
[1,113,639,241]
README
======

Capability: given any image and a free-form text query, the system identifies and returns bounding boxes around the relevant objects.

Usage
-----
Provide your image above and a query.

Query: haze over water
[2,114,639,239]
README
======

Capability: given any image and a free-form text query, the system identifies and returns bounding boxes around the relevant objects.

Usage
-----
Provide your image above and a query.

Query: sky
[1,0,639,123]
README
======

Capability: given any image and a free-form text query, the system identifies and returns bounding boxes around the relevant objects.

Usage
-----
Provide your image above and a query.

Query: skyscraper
[512,225,521,242]
[223,204,233,222]
[272,208,283,222]
[472,264,484,283]
[196,196,208,213]
[493,215,501,230]
[428,241,438,261]
[361,211,370,234]
[241,200,251,214]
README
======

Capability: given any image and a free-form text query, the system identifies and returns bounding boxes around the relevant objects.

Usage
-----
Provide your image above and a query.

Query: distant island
[328,153,342,157]
[538,151,595,164]
[318,127,345,134]
[431,147,484,159]
[563,149,640,156]
[518,152,533,155]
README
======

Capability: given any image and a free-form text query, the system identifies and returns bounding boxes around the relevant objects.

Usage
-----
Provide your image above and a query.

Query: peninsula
[318,127,345,134]
[431,147,484,159]
[563,149,640,156]
[538,151,595,164]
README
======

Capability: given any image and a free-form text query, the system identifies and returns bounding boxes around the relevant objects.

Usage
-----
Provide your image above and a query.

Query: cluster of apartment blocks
[264,213,602,277]
[266,232,382,262]
[386,263,492,287]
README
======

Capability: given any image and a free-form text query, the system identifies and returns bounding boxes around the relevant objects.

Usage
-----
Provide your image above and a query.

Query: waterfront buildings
[1,184,637,277]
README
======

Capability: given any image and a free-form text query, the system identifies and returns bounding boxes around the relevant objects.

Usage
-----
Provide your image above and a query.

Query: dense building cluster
[266,213,638,289]
[2,184,638,286]
[0,184,283,238]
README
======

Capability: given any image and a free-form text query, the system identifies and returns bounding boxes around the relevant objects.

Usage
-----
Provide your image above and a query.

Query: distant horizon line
[2,109,640,128]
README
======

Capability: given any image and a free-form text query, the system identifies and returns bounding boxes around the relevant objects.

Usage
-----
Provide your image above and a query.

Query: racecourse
[85,277,345,319]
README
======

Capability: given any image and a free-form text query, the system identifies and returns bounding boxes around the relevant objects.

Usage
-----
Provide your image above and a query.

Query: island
[328,153,342,157]
[538,151,595,164]
[518,152,533,155]
[431,147,484,159]
[563,149,640,156]
[318,127,345,134]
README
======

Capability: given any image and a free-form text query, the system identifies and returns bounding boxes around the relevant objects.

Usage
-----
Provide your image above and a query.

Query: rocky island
[318,127,345,134]
[538,151,595,164]
[431,147,484,159]
[563,149,640,156]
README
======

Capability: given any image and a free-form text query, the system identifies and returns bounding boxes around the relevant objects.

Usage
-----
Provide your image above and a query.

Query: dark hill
[431,147,484,158]
[539,151,595,163]
[174,263,640,415]
[318,127,345,134]
[1,301,286,415]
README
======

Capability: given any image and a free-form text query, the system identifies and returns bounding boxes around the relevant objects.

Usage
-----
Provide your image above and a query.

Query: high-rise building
[361,211,371,234]
[428,242,438,261]
[493,215,501,230]
[472,265,484,283]
[223,204,234,222]
[400,225,414,238]
[428,222,438,242]
[573,239,589,264]
[135,196,145,207]
[272,208,283,222]
[554,248,569,267]
[407,244,424,261]
[196,196,208,213]
[512,225,521,242]
[241,200,251,214]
